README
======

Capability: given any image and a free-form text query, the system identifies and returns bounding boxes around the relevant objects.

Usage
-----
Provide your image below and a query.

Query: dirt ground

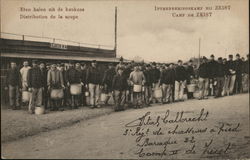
[1,106,113,143]
[1,94,249,159]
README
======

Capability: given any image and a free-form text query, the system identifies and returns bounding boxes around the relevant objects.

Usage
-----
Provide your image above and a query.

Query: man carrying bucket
[186,60,195,99]
[123,63,133,106]
[102,63,116,106]
[129,64,146,108]
[47,64,65,111]
[65,62,83,109]
[20,60,31,107]
[112,67,128,111]
[27,60,44,114]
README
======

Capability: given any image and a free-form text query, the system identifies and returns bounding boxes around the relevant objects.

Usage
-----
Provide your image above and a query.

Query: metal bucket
[35,107,45,115]
[70,84,82,95]
[193,92,200,98]
[22,91,30,102]
[187,84,196,92]
[154,88,162,98]
[100,93,107,102]
[50,89,64,99]
[133,85,142,92]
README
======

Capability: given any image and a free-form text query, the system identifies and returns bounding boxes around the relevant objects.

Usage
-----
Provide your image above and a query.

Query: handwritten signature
[125,108,209,128]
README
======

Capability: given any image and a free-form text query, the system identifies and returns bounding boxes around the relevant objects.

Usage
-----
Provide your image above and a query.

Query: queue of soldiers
[5,53,249,113]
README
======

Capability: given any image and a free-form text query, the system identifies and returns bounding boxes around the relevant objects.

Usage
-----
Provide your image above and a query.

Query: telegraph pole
[114,6,117,57]
[198,38,201,67]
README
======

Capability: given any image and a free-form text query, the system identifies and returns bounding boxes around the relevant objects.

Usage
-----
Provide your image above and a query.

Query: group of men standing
[197,54,249,99]
[5,53,249,113]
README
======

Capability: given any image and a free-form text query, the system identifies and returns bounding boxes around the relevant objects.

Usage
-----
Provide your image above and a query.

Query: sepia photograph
[1,0,249,159]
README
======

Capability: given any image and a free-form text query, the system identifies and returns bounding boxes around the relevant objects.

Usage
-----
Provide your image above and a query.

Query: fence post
[22,35,24,41]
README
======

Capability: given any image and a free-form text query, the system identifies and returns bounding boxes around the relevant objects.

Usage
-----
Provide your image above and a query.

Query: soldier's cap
[177,60,182,63]
[229,54,233,58]
[218,57,223,61]
[236,53,240,57]
[223,58,227,61]
[210,54,215,58]
[146,64,151,67]
[202,56,207,60]
[152,62,156,66]
[189,60,193,62]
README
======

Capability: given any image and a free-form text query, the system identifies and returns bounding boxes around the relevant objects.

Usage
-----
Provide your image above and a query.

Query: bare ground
[1,94,250,159]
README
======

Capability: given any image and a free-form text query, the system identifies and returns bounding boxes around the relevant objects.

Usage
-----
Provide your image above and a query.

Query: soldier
[112,67,128,111]
[207,54,218,96]
[150,62,161,103]
[234,53,243,94]
[242,54,249,92]
[80,62,88,106]
[222,58,230,96]
[39,62,48,109]
[57,63,68,107]
[143,64,153,106]
[174,60,187,101]
[186,60,195,99]
[47,63,64,111]
[102,63,116,105]
[197,57,210,100]
[20,61,31,91]
[123,63,133,106]
[214,57,226,98]
[20,60,31,106]
[227,55,236,95]
[5,61,22,110]
[129,64,146,108]
[86,60,102,108]
[27,60,44,114]
[160,64,175,103]
[65,62,83,109]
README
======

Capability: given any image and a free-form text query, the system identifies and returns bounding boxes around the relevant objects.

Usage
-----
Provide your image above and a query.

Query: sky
[1,0,249,62]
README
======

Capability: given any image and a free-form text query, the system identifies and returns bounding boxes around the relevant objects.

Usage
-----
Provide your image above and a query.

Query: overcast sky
[1,0,249,62]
